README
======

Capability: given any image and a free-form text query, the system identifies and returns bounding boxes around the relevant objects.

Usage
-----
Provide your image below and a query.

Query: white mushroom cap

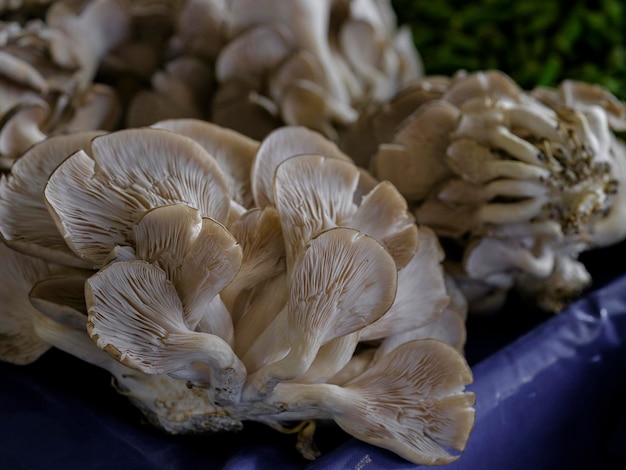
[270,339,474,465]
[132,204,242,339]
[252,125,351,208]
[273,152,417,270]
[151,119,260,208]
[0,130,105,267]
[227,0,347,103]
[215,24,293,90]
[359,226,449,340]
[221,207,285,314]
[273,153,359,270]
[0,99,48,162]
[86,260,246,405]
[44,128,231,268]
[375,275,468,355]
[0,240,51,364]
[245,227,397,396]
[33,311,243,433]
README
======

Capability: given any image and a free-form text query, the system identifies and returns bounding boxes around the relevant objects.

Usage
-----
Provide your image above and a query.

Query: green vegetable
[392,0,626,101]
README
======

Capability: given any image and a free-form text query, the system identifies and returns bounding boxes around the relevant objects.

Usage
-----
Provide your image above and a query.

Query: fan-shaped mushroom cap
[33,311,243,433]
[132,204,242,337]
[252,126,351,208]
[152,119,259,208]
[86,260,246,405]
[375,275,468,355]
[44,128,231,268]
[359,226,448,340]
[221,207,285,313]
[245,227,397,396]
[273,152,417,270]
[0,241,51,364]
[0,130,104,267]
[271,339,474,465]
[53,84,121,135]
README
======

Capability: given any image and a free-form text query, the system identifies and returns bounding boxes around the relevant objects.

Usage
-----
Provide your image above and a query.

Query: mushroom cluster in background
[123,0,421,140]
[0,0,129,169]
[344,70,626,313]
[2,0,626,467]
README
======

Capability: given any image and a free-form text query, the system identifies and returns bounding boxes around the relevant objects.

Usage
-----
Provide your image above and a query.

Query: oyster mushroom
[86,259,246,405]
[44,128,231,268]
[151,118,259,209]
[204,0,421,141]
[0,130,105,267]
[359,70,626,312]
[273,153,417,270]
[1,120,474,465]
[269,339,475,465]
[242,228,397,397]
[0,0,129,166]
[0,240,51,364]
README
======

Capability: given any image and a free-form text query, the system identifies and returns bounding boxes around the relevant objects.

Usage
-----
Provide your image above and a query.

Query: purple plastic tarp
[2,268,626,469]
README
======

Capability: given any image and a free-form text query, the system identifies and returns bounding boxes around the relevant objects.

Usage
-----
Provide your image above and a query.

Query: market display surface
[1,1,625,468]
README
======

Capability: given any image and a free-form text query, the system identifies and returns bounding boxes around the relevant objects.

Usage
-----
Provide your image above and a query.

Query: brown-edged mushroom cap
[375,274,468,355]
[220,207,285,314]
[0,241,51,364]
[273,153,359,270]
[274,152,417,269]
[152,119,260,208]
[359,226,448,341]
[86,260,246,404]
[132,204,241,339]
[270,339,474,465]
[252,125,351,208]
[0,130,105,268]
[44,128,231,268]
[246,227,397,396]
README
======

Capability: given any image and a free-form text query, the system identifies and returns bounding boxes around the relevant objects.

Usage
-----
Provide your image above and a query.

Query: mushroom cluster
[124,0,422,141]
[0,122,474,465]
[344,70,626,312]
[0,0,129,170]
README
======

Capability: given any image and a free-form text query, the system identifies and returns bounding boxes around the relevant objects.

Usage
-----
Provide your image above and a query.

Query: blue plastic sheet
[2,270,626,469]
